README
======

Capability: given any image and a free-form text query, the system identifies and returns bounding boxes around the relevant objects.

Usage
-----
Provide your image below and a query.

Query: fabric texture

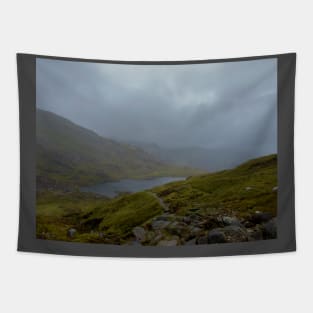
[17,53,296,257]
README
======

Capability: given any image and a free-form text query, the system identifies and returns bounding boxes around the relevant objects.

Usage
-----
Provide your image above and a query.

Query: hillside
[36,109,202,190]
[37,154,277,245]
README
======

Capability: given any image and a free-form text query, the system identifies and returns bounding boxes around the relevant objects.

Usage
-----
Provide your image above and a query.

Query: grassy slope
[36,191,109,241]
[153,154,277,217]
[37,109,202,189]
[37,154,277,243]
[37,191,163,243]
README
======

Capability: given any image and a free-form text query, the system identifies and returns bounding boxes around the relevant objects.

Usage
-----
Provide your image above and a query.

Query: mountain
[36,109,201,190]
[126,141,265,172]
[37,154,277,244]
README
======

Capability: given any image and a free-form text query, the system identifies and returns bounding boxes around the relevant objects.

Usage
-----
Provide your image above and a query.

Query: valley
[36,109,202,191]
[35,57,278,246]
[37,154,277,245]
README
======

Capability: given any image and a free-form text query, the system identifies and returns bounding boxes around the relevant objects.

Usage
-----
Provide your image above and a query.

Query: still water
[81,176,186,198]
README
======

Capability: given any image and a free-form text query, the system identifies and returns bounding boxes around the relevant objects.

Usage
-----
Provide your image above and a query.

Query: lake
[81,176,186,198]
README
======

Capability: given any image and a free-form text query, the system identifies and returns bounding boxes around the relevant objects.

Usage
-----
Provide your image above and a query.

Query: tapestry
[17,53,296,257]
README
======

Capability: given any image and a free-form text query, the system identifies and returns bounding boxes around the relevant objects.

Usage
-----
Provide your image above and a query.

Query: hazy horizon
[36,58,277,160]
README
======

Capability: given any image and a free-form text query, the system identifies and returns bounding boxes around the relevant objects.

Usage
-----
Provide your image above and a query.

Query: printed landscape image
[36,58,278,246]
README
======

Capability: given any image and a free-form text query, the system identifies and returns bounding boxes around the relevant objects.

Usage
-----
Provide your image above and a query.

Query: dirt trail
[147,192,169,211]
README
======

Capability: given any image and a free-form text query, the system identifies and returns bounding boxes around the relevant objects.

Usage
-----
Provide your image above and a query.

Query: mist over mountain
[37,57,277,170]
[36,109,200,189]
[125,140,264,172]
[36,57,278,246]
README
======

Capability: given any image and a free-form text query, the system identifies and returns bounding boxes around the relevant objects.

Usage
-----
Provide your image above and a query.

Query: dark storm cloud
[36,57,277,158]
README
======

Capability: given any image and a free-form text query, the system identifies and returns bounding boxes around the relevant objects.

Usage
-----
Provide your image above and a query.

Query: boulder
[166,221,190,237]
[222,225,248,242]
[151,220,171,230]
[199,216,221,229]
[189,226,202,237]
[222,216,241,226]
[67,228,77,238]
[247,227,263,241]
[208,225,248,243]
[150,233,163,245]
[272,186,278,192]
[189,213,202,223]
[143,231,163,245]
[250,212,273,224]
[208,228,227,244]
[132,226,146,242]
[182,216,192,224]
[243,220,254,228]
[262,218,277,239]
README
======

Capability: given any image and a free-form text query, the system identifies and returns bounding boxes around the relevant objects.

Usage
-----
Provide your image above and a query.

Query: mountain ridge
[36,109,202,190]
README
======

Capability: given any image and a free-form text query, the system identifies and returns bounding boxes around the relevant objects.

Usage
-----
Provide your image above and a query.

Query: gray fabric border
[17,53,296,257]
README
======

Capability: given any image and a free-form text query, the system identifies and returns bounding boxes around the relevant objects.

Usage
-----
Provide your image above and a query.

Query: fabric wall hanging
[17,53,296,257]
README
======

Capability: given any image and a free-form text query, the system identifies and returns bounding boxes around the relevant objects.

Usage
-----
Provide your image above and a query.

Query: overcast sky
[36,57,277,155]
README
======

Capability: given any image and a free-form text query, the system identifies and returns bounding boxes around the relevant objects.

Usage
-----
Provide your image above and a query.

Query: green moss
[36,191,109,240]
[36,154,277,244]
[83,192,163,238]
[36,190,163,242]
[152,154,277,216]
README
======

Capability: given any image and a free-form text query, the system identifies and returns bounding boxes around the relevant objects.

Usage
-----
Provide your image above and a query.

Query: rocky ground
[64,208,277,246]
[62,184,278,246]
[129,209,277,246]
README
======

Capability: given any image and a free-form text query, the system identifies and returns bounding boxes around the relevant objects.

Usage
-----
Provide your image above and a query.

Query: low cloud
[37,57,277,161]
